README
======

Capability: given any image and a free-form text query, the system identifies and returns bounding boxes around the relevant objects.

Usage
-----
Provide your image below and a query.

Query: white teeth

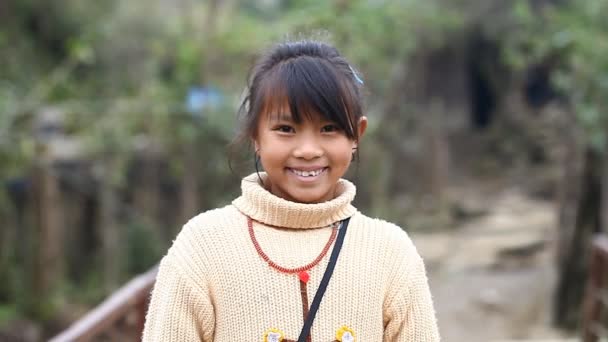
[292,168,324,177]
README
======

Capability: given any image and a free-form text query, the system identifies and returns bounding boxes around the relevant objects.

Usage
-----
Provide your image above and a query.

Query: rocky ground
[411,185,578,341]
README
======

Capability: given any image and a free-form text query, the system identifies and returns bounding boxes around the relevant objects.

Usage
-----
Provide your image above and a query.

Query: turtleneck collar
[232,172,357,229]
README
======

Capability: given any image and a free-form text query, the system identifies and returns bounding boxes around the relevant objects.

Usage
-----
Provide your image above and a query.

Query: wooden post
[581,244,599,342]
[31,154,64,314]
[602,147,608,243]
[554,110,601,329]
[98,158,122,292]
[582,236,608,341]
[132,153,162,226]
[179,144,200,227]
[424,100,449,205]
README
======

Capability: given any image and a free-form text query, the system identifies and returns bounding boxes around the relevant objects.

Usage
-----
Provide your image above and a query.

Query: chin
[288,190,330,204]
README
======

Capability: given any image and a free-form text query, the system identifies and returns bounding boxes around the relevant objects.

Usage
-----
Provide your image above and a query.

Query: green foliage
[0,304,19,327]
[506,0,608,151]
[275,0,464,95]
[126,221,164,275]
[64,270,106,307]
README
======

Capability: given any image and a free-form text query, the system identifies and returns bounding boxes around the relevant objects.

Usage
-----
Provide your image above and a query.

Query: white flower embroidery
[341,331,354,342]
[267,332,282,342]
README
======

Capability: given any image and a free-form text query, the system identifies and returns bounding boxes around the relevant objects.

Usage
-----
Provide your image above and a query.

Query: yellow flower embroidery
[336,326,355,342]
[263,328,284,342]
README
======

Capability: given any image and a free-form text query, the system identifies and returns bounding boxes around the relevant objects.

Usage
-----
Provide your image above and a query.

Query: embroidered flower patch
[336,326,355,342]
[263,328,284,342]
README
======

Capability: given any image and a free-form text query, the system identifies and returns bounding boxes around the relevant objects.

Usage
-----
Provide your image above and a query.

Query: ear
[252,139,260,152]
[353,116,368,148]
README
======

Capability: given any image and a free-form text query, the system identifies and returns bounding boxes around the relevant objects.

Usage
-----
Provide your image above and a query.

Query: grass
[0,304,19,328]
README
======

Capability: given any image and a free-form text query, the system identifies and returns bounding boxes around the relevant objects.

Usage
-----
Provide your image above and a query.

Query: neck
[232,172,357,229]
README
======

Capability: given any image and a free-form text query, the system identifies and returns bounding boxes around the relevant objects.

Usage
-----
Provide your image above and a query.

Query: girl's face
[254,109,367,204]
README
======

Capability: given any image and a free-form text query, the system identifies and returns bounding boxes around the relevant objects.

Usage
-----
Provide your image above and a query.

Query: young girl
[143,40,439,342]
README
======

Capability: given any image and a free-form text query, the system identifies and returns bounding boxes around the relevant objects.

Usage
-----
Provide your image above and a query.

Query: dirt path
[410,187,577,341]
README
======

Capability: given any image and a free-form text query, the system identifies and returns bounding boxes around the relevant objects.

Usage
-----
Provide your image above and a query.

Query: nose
[293,136,323,160]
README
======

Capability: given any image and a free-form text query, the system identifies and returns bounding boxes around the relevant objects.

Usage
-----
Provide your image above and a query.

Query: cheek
[331,144,355,168]
[259,145,289,166]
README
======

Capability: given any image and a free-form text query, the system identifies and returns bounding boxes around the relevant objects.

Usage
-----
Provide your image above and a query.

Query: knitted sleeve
[383,244,440,341]
[142,254,215,341]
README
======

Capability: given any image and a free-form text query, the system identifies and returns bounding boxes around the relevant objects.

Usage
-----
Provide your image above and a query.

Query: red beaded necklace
[247,217,338,283]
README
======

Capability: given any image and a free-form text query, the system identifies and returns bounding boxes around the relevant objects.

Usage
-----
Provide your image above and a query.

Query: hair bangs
[258,56,359,139]
[256,70,291,124]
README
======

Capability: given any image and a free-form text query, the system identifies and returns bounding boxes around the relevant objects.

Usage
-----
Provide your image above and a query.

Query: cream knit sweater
[143,173,439,341]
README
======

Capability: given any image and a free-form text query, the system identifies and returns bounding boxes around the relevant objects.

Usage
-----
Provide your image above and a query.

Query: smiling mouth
[287,167,328,177]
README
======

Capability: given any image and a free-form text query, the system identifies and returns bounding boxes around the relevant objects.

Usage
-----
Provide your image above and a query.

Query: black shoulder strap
[297,217,350,342]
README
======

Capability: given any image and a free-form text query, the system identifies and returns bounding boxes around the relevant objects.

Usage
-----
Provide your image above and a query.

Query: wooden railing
[50,266,158,342]
[582,234,608,341]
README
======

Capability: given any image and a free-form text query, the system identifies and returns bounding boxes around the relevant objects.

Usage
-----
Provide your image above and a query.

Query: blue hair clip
[349,65,364,85]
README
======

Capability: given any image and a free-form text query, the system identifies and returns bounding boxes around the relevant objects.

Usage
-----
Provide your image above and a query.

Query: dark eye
[275,125,294,133]
[321,124,340,133]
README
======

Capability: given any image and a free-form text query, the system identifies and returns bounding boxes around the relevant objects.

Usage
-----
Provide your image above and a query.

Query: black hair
[235,39,365,144]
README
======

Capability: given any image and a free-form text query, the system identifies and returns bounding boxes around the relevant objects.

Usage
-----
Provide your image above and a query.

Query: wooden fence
[583,234,608,341]
[49,266,158,342]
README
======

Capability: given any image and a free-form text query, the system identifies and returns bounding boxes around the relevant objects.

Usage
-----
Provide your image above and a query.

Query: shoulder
[184,204,242,228]
[349,212,425,274]
[348,213,427,293]
[164,204,244,274]
[350,212,418,253]
[175,204,243,243]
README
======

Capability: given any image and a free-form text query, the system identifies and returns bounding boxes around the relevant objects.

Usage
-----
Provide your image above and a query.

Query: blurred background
[1,0,607,341]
